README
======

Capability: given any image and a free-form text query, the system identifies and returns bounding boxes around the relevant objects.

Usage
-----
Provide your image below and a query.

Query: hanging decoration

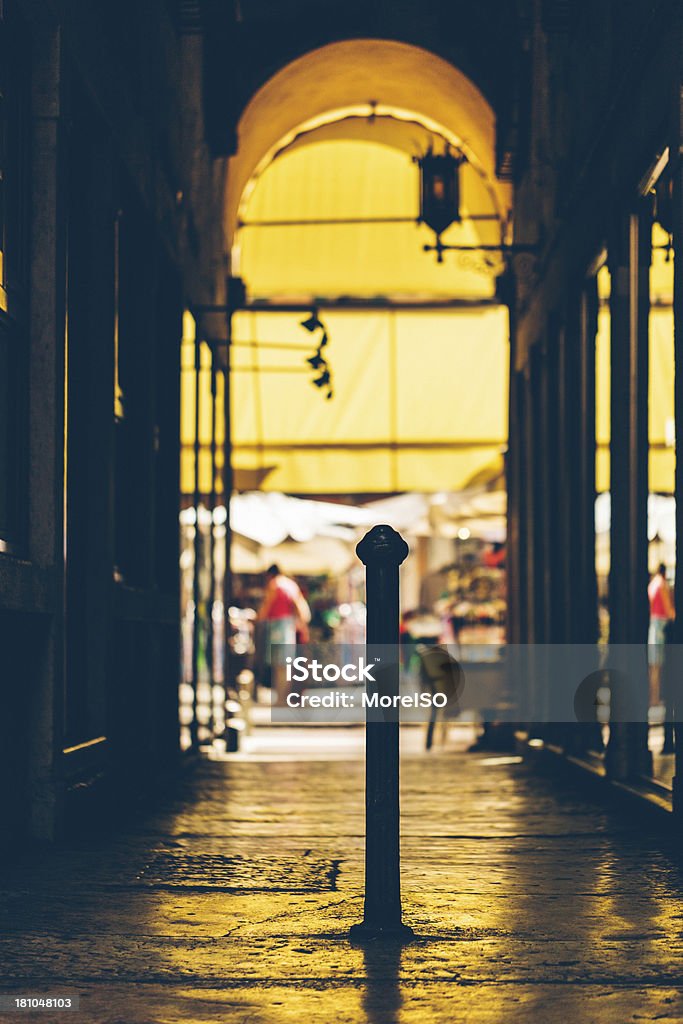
[301,311,333,399]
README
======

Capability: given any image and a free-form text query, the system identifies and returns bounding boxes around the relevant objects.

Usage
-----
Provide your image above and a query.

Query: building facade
[0,0,226,850]
[508,0,683,799]
[2,0,683,848]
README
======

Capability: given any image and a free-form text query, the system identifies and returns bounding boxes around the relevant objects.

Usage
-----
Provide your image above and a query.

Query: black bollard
[350,524,414,943]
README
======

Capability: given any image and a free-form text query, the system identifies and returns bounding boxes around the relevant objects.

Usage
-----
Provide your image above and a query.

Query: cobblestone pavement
[2,727,683,1023]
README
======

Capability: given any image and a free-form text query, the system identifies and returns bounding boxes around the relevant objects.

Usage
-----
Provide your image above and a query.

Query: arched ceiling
[215,33,513,495]
[201,0,520,164]
[224,39,512,247]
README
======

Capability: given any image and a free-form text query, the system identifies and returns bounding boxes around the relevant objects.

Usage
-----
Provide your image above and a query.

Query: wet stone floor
[2,727,683,1022]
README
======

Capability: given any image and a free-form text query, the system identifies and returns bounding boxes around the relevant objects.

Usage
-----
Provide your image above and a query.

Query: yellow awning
[229,308,509,493]
[235,138,500,302]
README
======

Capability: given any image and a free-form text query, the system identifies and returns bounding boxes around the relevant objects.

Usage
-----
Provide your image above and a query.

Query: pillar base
[349,921,416,944]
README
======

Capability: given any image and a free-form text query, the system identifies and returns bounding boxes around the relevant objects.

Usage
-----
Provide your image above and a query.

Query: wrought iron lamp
[416,147,465,262]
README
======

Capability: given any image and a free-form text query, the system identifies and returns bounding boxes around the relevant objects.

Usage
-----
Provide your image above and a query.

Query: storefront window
[648,220,675,571]
[648,217,675,783]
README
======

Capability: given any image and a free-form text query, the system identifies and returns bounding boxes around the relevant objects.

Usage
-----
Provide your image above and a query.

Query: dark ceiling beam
[199,0,241,155]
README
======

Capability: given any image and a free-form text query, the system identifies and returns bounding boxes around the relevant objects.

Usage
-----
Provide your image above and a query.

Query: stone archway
[224,39,512,251]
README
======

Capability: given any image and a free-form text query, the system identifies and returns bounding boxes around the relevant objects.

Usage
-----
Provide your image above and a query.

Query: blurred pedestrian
[257,564,311,705]
[647,563,675,711]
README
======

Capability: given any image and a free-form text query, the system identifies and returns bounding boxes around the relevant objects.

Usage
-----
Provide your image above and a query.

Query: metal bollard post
[349,524,414,942]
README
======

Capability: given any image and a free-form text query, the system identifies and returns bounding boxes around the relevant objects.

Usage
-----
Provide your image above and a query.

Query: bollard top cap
[356,524,409,567]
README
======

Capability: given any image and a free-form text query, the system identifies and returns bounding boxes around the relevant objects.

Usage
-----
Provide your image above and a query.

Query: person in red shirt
[647,563,675,709]
[257,564,311,705]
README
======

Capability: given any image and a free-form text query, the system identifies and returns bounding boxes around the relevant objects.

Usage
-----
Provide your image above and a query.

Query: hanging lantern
[417,147,464,260]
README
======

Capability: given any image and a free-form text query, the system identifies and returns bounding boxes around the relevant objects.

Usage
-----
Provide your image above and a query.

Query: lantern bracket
[422,240,539,264]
